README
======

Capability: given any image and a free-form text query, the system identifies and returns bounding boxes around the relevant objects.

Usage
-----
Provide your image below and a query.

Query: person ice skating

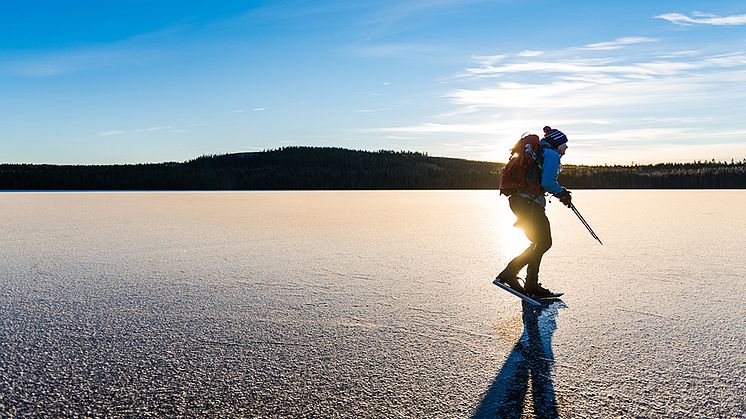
[496,126,571,298]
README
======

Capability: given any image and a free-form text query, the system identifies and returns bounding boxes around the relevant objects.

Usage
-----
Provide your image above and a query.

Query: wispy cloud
[384,135,418,140]
[97,126,185,137]
[375,122,504,134]
[655,12,746,26]
[371,33,746,163]
[447,81,593,109]
[451,65,746,115]
[656,50,701,59]
[463,53,746,79]
[232,107,268,113]
[518,50,544,57]
[471,54,506,65]
[354,107,395,113]
[577,37,658,51]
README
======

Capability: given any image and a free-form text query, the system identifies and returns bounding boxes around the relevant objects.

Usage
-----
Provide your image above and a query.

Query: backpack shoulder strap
[535,144,546,169]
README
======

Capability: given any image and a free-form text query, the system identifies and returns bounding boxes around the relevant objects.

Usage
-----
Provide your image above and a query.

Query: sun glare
[500,223,531,258]
[485,196,531,260]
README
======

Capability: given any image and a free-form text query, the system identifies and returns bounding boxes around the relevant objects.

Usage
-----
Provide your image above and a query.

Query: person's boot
[494,272,525,294]
[524,282,563,299]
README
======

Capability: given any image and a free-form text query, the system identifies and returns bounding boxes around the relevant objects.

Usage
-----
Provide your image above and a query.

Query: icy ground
[0,191,744,417]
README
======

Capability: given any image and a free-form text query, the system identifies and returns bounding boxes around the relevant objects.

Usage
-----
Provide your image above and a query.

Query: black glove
[555,189,572,207]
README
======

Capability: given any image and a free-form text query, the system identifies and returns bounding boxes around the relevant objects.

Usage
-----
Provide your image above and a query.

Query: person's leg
[499,244,535,279]
[498,196,537,279]
[524,207,552,290]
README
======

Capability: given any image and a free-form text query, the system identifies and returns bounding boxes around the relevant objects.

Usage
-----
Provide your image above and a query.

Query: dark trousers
[501,195,552,287]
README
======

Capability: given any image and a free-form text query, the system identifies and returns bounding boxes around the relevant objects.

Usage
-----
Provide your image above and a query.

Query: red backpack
[498,134,544,196]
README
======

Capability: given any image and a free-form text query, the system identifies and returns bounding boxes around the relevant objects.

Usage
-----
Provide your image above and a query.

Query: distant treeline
[1,146,744,190]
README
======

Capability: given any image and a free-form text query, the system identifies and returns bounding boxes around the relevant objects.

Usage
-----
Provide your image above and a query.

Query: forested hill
[0,146,744,190]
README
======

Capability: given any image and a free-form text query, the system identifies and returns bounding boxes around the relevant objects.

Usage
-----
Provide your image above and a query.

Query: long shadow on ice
[473,300,565,419]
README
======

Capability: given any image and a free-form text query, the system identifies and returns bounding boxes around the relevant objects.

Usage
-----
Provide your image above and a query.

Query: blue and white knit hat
[543,128,568,148]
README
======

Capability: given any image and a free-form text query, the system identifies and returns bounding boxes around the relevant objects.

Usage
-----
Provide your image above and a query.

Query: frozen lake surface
[0,191,744,417]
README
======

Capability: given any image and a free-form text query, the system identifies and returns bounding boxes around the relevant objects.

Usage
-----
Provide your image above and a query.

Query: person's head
[544,129,568,155]
[543,126,552,135]
[557,143,568,157]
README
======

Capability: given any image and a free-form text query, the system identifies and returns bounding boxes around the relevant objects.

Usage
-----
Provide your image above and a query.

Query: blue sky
[2,0,746,164]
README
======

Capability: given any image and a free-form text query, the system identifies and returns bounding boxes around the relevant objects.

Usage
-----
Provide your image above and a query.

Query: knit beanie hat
[544,129,568,148]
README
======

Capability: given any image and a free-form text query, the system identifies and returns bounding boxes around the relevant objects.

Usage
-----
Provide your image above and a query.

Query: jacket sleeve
[541,149,565,195]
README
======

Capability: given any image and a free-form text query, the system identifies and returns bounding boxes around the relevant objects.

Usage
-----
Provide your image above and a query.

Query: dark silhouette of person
[496,127,571,298]
[472,301,564,418]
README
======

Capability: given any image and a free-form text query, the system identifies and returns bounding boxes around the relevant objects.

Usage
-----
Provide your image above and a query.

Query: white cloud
[444,69,746,117]
[518,50,544,57]
[655,12,746,26]
[463,53,746,79]
[384,135,418,140]
[577,37,658,51]
[447,81,594,108]
[570,141,746,165]
[372,118,614,137]
[570,127,692,143]
[97,126,177,137]
[640,116,702,123]
[471,54,506,65]
[135,126,172,133]
[658,50,700,57]
[371,29,746,163]
[354,108,394,113]
[374,122,502,135]
[253,107,267,111]
[97,130,127,137]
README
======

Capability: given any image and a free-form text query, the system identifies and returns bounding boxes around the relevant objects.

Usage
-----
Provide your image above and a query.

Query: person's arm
[542,148,572,206]
[540,149,564,195]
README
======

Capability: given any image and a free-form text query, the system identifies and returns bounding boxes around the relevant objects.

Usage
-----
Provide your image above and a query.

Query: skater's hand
[555,189,572,207]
